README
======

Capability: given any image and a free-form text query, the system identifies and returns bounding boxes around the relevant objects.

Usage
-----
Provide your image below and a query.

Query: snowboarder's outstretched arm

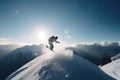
[55,40,60,43]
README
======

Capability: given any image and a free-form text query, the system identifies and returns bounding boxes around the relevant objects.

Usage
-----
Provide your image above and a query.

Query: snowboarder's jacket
[48,36,57,43]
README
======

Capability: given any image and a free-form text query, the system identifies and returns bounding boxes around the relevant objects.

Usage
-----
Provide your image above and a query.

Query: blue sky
[0,0,120,44]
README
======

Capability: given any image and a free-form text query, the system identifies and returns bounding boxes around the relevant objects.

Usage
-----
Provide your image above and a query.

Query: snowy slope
[111,53,120,61]
[6,49,115,80]
[101,55,120,80]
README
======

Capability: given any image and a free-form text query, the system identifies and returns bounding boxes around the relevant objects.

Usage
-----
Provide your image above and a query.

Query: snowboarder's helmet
[55,36,58,39]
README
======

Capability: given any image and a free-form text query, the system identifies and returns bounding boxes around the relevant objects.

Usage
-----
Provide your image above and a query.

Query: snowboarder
[46,36,60,51]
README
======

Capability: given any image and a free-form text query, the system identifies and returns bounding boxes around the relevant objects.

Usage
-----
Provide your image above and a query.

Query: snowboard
[46,45,55,53]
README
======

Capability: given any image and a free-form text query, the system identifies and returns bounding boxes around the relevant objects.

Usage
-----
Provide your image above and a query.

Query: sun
[37,31,47,41]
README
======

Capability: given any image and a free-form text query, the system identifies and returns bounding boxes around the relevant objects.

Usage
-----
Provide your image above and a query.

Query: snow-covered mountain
[6,49,115,80]
[101,59,120,80]
[111,53,120,61]
[101,54,120,80]
[0,44,20,58]
[5,44,44,62]
[66,42,120,65]
[0,44,44,80]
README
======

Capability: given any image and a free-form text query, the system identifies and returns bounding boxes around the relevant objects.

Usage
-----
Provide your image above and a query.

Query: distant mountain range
[0,44,20,58]
[66,42,120,65]
[0,44,44,80]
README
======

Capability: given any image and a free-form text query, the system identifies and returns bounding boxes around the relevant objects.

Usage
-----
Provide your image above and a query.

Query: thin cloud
[99,41,120,46]
[0,37,26,45]
[0,38,13,45]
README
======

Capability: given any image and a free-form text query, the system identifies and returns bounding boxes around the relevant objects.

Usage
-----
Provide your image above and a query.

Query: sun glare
[37,31,47,41]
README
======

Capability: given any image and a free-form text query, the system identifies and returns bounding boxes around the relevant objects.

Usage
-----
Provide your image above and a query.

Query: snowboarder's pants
[49,42,54,50]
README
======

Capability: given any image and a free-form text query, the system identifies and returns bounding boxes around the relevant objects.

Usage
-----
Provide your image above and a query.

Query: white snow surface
[111,53,120,61]
[101,58,120,80]
[6,47,115,80]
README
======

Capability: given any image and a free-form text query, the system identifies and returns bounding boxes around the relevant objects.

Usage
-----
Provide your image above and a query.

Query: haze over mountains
[0,41,120,80]
[0,44,20,58]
